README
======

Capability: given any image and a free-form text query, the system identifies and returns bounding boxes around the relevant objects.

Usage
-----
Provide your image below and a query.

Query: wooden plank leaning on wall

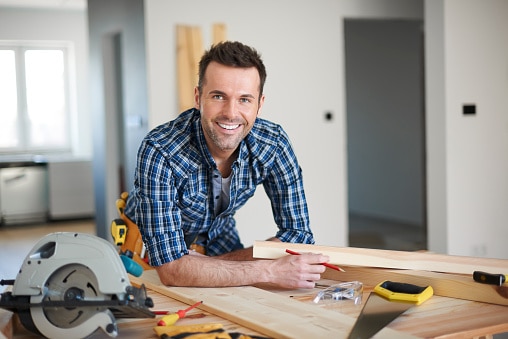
[176,24,227,113]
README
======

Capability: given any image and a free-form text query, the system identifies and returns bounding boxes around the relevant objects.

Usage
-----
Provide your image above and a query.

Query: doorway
[345,19,427,250]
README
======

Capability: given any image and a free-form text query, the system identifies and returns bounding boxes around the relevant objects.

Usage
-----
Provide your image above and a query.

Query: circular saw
[0,232,155,338]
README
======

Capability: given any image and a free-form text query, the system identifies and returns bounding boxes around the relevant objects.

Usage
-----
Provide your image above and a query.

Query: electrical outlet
[463,104,476,115]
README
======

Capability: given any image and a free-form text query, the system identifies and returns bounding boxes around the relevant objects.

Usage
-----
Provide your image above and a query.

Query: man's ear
[194,87,200,109]
[257,94,266,116]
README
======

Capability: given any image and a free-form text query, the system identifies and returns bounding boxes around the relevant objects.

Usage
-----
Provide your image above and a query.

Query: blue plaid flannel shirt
[124,108,314,267]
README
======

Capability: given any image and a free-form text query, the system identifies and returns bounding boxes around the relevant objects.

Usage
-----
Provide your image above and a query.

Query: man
[125,41,330,288]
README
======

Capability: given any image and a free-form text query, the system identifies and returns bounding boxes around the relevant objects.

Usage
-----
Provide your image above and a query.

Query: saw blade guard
[12,232,131,297]
[29,263,118,338]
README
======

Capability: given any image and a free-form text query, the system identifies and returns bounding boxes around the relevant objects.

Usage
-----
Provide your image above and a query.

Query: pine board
[270,279,508,339]
[0,309,12,339]
[253,241,508,275]
[322,266,508,306]
[130,270,415,339]
[176,25,202,113]
[212,23,227,44]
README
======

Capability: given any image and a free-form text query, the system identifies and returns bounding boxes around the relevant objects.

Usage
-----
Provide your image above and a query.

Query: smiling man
[124,41,328,288]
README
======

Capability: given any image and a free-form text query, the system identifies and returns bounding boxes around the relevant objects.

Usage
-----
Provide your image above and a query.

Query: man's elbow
[154,261,183,286]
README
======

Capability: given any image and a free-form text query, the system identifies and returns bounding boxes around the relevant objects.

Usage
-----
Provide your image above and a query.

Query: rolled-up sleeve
[134,140,188,266]
[263,127,314,245]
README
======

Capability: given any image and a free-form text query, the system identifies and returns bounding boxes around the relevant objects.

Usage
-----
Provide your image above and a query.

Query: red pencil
[285,249,345,272]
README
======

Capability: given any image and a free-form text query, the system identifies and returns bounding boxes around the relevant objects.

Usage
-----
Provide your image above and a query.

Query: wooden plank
[270,280,508,339]
[188,26,203,92]
[93,290,263,339]
[176,25,193,113]
[322,266,508,306]
[0,309,12,339]
[253,241,508,275]
[130,270,415,339]
[212,23,227,44]
[176,25,202,113]
[387,296,508,339]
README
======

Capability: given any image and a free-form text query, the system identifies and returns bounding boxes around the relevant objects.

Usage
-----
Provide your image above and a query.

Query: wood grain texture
[176,25,203,113]
[323,266,508,306]
[261,277,508,338]
[130,270,414,339]
[0,308,12,339]
[253,241,508,275]
[212,23,227,44]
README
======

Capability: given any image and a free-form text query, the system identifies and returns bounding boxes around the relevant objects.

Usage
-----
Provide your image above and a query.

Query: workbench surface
[2,273,508,339]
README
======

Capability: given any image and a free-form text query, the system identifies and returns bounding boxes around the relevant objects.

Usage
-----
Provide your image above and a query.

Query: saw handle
[380,281,427,294]
[374,280,433,305]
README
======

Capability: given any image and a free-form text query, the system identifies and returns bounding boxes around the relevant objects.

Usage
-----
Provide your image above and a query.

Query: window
[0,43,72,153]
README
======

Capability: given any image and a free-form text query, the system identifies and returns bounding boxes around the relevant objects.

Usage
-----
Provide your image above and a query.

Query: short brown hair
[197,41,267,100]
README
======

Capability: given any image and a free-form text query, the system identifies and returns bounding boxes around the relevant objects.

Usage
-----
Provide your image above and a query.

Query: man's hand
[155,250,329,289]
[262,252,328,289]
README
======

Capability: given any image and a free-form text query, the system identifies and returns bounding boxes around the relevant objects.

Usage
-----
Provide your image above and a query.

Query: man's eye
[212,94,224,100]
[239,98,251,103]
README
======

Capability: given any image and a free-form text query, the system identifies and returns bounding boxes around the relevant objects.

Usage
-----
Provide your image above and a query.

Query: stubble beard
[205,123,246,152]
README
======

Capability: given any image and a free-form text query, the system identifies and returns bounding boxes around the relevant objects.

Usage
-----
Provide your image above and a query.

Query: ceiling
[0,0,85,10]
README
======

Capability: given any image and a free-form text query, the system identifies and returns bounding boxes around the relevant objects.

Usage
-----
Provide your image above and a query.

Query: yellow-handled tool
[348,281,433,339]
[111,218,128,246]
[157,301,203,326]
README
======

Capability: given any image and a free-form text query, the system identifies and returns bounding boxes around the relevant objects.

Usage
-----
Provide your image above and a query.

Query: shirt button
[215,196,219,199]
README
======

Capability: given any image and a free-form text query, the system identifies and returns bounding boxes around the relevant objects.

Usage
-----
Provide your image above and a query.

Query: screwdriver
[473,271,507,286]
[157,301,203,326]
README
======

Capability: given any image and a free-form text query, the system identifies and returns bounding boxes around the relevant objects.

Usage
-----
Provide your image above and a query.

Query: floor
[0,218,96,293]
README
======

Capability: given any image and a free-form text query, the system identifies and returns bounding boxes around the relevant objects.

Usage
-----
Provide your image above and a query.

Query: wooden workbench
[134,271,507,338]
[2,270,508,338]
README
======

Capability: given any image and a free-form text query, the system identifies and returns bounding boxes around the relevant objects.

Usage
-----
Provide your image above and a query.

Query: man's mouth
[218,122,241,130]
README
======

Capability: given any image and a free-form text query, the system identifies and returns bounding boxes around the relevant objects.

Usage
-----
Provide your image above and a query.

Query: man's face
[195,61,265,157]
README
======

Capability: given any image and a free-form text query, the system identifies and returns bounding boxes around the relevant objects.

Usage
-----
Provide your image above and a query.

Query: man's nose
[223,99,238,118]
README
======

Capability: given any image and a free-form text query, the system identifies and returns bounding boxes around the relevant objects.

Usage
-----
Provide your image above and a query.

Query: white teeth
[218,123,240,130]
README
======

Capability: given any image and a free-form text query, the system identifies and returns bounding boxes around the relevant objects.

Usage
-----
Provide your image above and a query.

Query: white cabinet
[0,165,48,224]
[47,160,94,219]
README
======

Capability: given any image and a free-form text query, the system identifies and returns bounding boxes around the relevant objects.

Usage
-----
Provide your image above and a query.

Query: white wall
[3,0,506,258]
[144,0,423,247]
[426,0,508,258]
[0,8,91,158]
[145,0,347,246]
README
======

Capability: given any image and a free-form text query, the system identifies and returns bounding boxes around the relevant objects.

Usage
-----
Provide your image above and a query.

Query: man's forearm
[156,249,329,289]
[155,254,270,287]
